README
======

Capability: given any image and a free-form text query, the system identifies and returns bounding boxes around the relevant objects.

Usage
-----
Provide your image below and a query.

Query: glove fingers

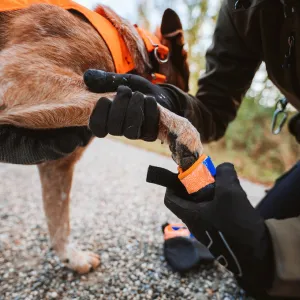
[107,86,132,136]
[123,92,145,139]
[122,74,155,94]
[84,70,154,94]
[215,163,241,189]
[142,96,159,142]
[84,70,130,93]
[89,97,112,138]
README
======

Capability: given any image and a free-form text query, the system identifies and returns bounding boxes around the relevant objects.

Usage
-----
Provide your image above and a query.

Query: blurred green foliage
[206,96,299,184]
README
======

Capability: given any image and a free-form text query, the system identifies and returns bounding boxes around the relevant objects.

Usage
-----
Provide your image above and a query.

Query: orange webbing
[0,0,135,74]
[0,0,64,11]
[1,0,170,83]
[178,155,215,194]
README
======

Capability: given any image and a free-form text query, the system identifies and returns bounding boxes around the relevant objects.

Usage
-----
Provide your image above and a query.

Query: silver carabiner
[271,98,288,135]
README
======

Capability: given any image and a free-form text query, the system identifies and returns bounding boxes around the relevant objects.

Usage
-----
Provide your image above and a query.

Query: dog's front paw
[59,245,100,274]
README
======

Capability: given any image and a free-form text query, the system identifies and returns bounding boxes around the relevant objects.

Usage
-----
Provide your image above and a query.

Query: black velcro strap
[146,165,188,196]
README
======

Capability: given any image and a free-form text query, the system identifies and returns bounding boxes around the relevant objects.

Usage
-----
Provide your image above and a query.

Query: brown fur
[0,3,195,273]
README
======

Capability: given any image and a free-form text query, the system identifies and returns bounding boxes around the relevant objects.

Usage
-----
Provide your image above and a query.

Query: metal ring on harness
[154,47,169,64]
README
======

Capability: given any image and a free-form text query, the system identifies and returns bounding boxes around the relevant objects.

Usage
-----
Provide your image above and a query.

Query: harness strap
[1,0,169,83]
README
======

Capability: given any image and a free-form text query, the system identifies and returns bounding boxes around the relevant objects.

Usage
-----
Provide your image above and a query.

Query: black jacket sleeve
[162,0,262,143]
[0,125,92,165]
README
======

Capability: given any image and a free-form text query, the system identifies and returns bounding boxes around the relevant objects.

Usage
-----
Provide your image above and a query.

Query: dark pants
[256,161,300,220]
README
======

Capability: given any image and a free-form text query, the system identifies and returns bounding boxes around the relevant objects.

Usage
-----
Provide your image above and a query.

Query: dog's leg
[0,82,110,130]
[0,49,202,160]
[38,147,100,274]
[0,48,114,130]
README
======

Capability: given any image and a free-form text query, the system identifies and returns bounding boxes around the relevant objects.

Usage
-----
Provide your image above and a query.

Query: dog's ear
[161,8,184,46]
[158,9,189,92]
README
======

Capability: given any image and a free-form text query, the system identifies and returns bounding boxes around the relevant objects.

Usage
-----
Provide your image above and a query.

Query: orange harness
[0,0,169,83]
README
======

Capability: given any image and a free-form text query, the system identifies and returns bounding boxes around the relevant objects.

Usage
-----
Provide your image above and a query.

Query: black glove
[148,163,275,297]
[0,125,92,165]
[84,70,186,141]
[288,112,300,143]
[89,85,159,141]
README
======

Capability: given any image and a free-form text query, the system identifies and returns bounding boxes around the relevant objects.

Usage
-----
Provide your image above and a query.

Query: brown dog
[0,2,191,273]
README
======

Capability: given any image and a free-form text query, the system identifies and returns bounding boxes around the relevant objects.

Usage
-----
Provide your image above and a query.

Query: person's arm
[0,125,92,164]
[161,0,262,142]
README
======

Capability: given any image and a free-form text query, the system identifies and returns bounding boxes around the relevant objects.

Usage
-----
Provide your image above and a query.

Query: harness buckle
[271,98,288,135]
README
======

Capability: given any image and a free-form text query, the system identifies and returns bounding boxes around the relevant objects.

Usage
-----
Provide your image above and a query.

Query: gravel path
[0,138,265,300]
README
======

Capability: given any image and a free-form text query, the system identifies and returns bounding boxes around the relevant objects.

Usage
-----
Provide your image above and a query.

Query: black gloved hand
[148,163,275,297]
[89,85,159,141]
[0,125,92,165]
[288,112,300,143]
[84,70,183,141]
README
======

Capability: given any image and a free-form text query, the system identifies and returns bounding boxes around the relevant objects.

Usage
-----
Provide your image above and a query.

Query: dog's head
[154,8,190,92]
